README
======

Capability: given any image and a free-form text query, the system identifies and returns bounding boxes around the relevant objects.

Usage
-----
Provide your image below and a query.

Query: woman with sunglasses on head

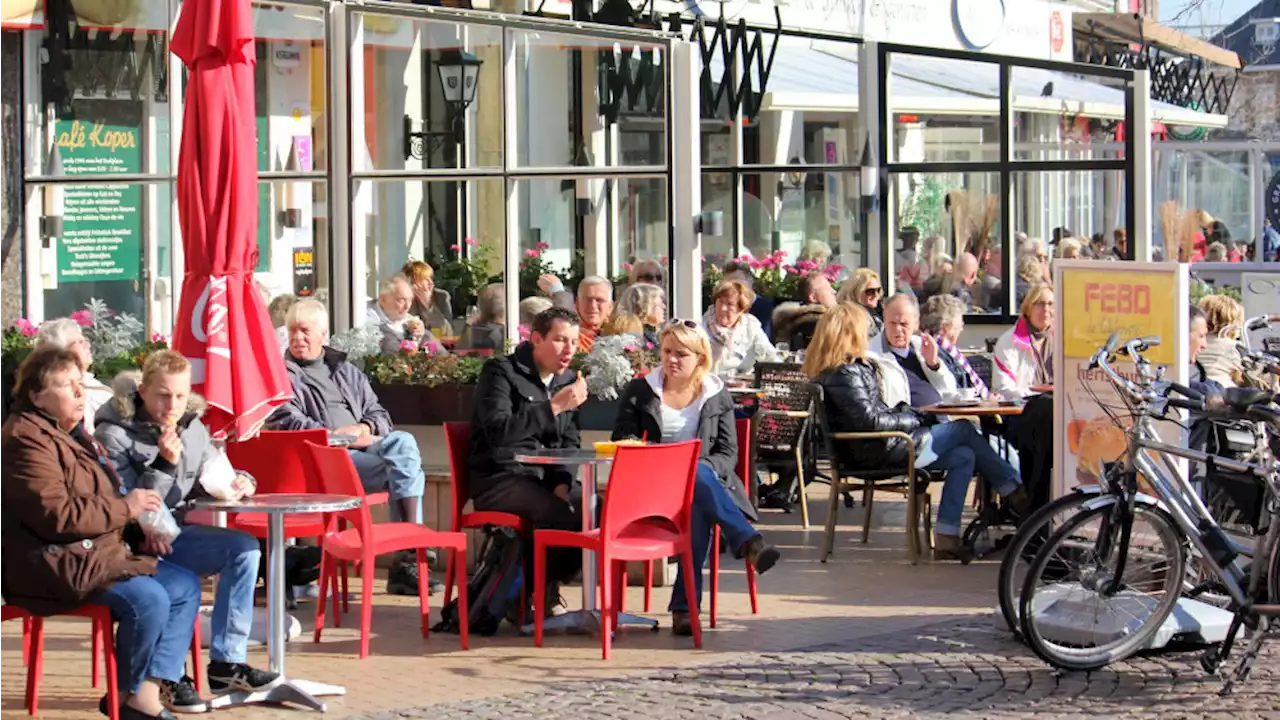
[837,268,885,339]
[629,258,666,287]
[703,279,779,376]
[613,320,781,635]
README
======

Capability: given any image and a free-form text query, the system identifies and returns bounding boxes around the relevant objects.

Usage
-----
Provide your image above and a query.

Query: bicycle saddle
[1223,387,1274,413]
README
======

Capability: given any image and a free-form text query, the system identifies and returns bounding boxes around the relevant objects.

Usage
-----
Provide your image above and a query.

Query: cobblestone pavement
[354,617,1280,720]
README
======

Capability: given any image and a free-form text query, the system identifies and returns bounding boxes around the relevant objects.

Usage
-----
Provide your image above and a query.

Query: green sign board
[53,117,142,283]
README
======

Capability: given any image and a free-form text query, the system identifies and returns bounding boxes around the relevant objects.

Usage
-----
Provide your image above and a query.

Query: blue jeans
[166,524,260,664]
[348,430,426,522]
[669,462,758,613]
[95,561,202,694]
[921,420,1021,536]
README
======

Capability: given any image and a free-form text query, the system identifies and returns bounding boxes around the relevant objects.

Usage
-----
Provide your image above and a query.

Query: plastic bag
[138,502,182,543]
[200,450,259,501]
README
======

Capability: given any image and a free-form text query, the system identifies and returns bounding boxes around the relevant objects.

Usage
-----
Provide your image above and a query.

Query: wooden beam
[1074,12,1243,70]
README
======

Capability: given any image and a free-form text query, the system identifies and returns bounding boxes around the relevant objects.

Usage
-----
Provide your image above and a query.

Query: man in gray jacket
[265,298,431,595]
[96,350,279,710]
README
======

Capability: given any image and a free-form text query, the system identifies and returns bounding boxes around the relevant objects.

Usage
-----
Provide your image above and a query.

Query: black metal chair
[752,363,815,527]
[807,383,941,565]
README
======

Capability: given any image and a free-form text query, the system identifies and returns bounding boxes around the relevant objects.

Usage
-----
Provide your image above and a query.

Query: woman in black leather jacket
[801,302,1027,561]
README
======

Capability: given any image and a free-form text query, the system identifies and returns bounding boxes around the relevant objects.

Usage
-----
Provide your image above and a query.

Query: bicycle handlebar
[1246,314,1280,333]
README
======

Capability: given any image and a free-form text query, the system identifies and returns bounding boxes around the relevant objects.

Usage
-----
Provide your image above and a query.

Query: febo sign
[1060,267,1178,366]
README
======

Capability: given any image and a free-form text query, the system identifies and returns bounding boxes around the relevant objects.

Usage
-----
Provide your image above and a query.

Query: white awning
[720,45,1228,129]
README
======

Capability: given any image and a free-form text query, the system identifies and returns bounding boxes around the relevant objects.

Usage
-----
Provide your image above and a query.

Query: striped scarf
[937,335,989,399]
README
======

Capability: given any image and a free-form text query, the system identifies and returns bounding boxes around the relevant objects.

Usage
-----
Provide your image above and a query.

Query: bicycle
[1018,334,1280,692]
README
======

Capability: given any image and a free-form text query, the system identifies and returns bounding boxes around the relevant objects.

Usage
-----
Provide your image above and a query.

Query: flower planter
[578,396,621,432]
[371,383,476,426]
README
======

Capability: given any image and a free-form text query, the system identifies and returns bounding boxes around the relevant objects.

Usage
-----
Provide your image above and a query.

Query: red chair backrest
[599,441,701,542]
[443,421,472,523]
[302,441,373,537]
[227,428,329,494]
[735,418,751,491]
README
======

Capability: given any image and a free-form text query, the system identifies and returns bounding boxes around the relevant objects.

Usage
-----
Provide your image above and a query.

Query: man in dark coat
[469,307,588,590]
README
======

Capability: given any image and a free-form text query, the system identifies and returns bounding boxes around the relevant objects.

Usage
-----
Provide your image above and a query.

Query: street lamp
[404,49,484,161]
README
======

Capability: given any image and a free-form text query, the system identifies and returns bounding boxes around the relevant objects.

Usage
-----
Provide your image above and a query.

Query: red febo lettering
[1083,282,1151,315]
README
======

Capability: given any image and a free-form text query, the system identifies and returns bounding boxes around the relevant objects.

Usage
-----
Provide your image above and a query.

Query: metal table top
[514,448,615,466]
[191,493,362,514]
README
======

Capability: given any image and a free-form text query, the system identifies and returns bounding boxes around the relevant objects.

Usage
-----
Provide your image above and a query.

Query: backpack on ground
[432,526,523,636]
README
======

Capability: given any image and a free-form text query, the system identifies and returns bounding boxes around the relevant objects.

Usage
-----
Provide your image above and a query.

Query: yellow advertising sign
[1060,268,1178,365]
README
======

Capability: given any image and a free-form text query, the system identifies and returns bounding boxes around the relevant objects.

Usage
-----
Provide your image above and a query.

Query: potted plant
[571,334,657,431]
[363,349,487,425]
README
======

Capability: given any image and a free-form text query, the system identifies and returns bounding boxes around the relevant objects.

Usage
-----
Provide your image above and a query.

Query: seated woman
[836,268,885,338]
[920,294,988,399]
[616,283,666,347]
[703,279,778,376]
[2,347,202,719]
[401,260,454,334]
[992,283,1054,400]
[613,321,781,634]
[1197,294,1246,388]
[458,283,505,352]
[802,303,1027,561]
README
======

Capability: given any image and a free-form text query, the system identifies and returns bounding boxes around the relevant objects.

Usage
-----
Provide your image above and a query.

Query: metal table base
[192,494,360,712]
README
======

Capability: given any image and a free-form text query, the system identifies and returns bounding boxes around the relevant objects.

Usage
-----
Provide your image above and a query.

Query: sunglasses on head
[663,318,699,330]
[636,273,663,283]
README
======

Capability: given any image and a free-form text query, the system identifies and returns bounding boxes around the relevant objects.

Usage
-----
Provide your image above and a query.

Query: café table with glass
[513,448,659,635]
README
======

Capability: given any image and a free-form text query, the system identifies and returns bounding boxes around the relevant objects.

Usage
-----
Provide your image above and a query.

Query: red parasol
[170,0,291,440]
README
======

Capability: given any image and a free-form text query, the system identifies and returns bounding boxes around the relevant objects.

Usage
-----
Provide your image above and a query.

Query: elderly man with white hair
[542,274,615,352]
[266,299,432,595]
[870,294,960,407]
[367,274,427,354]
[34,318,114,431]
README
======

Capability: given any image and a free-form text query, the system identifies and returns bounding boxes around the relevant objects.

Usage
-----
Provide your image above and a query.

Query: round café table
[918,400,1026,418]
[513,449,658,635]
[191,493,361,712]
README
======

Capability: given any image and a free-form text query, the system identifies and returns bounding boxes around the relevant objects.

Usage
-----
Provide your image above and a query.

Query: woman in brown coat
[2,347,204,720]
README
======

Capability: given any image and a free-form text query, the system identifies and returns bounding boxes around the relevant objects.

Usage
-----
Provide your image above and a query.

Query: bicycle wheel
[1019,500,1185,671]
[997,491,1095,637]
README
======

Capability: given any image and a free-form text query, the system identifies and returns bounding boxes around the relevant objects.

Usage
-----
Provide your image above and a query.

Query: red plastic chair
[533,441,703,660]
[12,605,201,719]
[441,422,529,617]
[227,428,388,616]
[641,419,760,628]
[303,441,470,658]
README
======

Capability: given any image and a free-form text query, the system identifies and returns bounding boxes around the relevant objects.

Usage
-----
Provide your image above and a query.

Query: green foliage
[1190,280,1243,305]
[364,350,487,387]
[899,176,949,239]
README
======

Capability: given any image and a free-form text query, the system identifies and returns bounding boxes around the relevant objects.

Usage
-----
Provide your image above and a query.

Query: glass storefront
[16,0,678,338]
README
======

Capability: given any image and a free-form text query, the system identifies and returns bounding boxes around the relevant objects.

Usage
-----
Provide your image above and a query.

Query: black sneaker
[386,553,444,596]
[207,661,281,695]
[159,676,208,713]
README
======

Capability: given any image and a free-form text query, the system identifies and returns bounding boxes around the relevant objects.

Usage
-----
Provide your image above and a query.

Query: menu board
[53,106,142,283]
[1051,260,1189,499]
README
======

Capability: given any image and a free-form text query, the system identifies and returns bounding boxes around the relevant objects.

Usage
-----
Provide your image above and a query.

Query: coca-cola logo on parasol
[191,277,231,358]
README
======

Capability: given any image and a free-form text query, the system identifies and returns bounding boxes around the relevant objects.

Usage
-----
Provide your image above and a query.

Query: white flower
[580,334,643,401]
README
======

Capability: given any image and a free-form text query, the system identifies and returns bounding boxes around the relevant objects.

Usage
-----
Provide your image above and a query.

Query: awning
[1074,12,1243,70]
[732,45,1227,129]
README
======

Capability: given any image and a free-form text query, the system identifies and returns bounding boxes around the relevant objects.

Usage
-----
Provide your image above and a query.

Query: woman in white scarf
[702,278,779,375]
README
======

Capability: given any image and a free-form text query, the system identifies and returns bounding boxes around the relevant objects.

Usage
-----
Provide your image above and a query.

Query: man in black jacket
[469,307,588,590]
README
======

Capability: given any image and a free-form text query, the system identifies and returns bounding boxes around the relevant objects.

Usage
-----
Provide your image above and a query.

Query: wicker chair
[751,363,816,527]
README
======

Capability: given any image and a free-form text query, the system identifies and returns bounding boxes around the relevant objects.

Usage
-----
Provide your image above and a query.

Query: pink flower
[623,344,636,353]
[749,260,764,270]
[151,332,168,343]
[518,324,531,341]
[622,262,633,271]
[535,241,549,251]
[523,248,539,258]
[645,342,654,350]
[465,237,478,246]
[772,249,788,259]
[450,243,462,252]
[14,318,38,337]
[700,255,706,262]
[660,256,668,265]
[399,340,418,353]
[70,310,93,327]
[784,265,800,275]
[423,339,441,354]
